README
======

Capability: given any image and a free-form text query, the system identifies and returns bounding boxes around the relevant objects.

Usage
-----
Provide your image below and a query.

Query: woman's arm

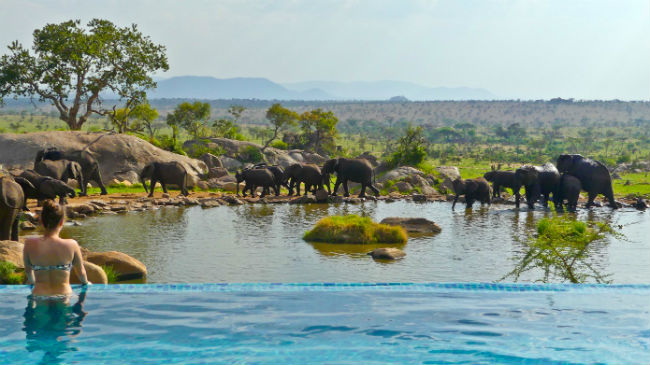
[22,243,35,285]
[72,242,90,285]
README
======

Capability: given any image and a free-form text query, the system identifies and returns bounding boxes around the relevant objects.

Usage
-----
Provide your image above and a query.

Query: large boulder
[208,167,229,179]
[85,251,147,281]
[220,156,243,171]
[0,132,207,185]
[200,153,223,169]
[380,217,442,234]
[70,261,108,284]
[379,166,425,183]
[0,240,24,268]
[436,166,461,181]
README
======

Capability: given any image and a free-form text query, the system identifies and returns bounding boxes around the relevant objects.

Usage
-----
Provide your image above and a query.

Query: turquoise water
[1,284,648,364]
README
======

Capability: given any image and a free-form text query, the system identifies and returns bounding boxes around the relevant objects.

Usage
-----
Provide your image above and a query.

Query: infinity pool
[1,283,648,364]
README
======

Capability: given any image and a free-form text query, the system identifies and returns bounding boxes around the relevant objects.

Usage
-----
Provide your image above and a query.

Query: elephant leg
[466,197,475,209]
[59,194,67,205]
[332,178,342,196]
[296,181,301,196]
[0,211,11,241]
[342,179,350,197]
[78,172,88,196]
[91,168,108,195]
[358,184,367,198]
[148,179,157,197]
[452,195,459,210]
[586,192,596,208]
[242,184,249,197]
[604,186,618,209]
[368,184,380,197]
[161,182,168,194]
[11,210,19,241]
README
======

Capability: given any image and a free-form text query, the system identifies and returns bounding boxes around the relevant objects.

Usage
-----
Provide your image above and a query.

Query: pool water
[0,284,648,364]
[59,201,650,283]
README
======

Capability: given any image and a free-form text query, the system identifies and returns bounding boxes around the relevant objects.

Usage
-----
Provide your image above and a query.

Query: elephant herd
[452,154,618,211]
[234,158,380,199]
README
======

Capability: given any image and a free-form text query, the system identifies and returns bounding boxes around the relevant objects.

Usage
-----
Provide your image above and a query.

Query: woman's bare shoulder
[23,236,39,247]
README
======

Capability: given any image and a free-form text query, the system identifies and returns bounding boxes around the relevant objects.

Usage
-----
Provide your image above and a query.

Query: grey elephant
[283,163,327,196]
[515,163,560,209]
[322,158,379,198]
[35,148,107,196]
[235,168,277,197]
[140,161,190,197]
[0,176,28,241]
[451,177,491,209]
[18,170,76,205]
[556,154,617,208]
[483,169,521,200]
[250,163,285,196]
[34,159,83,187]
[554,174,581,212]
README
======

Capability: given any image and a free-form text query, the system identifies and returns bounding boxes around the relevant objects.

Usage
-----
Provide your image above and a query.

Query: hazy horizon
[1,0,648,100]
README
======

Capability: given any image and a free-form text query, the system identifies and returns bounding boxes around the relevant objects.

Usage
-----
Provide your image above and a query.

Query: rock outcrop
[70,261,108,284]
[85,250,147,281]
[380,217,442,234]
[0,240,24,268]
[0,131,207,185]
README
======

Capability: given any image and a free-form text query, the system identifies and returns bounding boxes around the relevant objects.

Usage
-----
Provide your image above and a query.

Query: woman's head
[40,200,65,231]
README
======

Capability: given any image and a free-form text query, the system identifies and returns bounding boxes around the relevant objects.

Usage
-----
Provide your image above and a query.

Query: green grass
[84,183,224,195]
[613,172,650,198]
[303,214,407,244]
[0,261,24,285]
[101,265,119,283]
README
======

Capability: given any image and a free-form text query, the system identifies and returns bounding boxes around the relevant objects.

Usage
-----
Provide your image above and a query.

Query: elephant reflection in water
[23,289,88,365]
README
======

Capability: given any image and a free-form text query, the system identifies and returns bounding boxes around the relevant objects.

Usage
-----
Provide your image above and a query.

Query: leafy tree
[166,101,211,142]
[299,108,339,154]
[387,125,427,167]
[227,105,246,122]
[263,103,298,151]
[0,19,168,130]
[212,118,240,139]
[108,100,158,136]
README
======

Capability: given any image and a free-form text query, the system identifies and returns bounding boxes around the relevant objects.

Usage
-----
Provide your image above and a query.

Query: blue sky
[0,0,648,99]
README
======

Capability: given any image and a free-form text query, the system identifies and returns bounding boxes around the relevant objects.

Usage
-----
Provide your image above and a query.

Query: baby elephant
[554,174,581,212]
[235,168,277,198]
[451,177,492,209]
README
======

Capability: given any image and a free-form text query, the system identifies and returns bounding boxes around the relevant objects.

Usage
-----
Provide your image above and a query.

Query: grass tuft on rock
[0,261,24,285]
[304,215,407,244]
[101,265,119,283]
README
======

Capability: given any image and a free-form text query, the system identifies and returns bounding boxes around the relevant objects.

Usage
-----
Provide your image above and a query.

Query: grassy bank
[304,215,407,244]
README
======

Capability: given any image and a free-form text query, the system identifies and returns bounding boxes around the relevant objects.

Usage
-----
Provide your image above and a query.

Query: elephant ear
[1,178,22,209]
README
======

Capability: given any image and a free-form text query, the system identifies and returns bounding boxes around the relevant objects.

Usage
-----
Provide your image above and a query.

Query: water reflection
[23,289,87,365]
[308,241,406,258]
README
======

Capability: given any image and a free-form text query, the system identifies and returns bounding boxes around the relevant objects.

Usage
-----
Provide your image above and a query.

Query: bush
[304,215,407,244]
[270,140,288,150]
[0,261,24,284]
[157,134,186,155]
[102,265,119,283]
[239,145,264,163]
[502,215,620,283]
[384,125,427,167]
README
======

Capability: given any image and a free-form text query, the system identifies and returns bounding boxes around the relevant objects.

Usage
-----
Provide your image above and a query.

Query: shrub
[304,215,407,244]
[239,145,264,163]
[270,140,288,150]
[502,215,620,283]
[0,261,24,284]
[101,265,119,283]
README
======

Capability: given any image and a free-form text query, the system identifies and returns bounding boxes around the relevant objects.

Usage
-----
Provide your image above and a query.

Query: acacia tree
[109,102,159,138]
[299,108,338,154]
[166,101,211,144]
[0,19,168,130]
[262,103,298,151]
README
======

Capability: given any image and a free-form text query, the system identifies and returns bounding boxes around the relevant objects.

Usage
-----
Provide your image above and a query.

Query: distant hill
[147,76,333,100]
[145,76,495,101]
[282,80,496,100]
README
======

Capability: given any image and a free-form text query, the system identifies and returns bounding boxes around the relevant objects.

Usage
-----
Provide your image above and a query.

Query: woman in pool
[23,199,90,299]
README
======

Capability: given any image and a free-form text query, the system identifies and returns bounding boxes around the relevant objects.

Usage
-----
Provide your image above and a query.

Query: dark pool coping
[0,282,648,294]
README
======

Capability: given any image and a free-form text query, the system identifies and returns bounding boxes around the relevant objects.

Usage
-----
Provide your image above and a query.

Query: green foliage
[502,215,621,283]
[101,265,119,283]
[386,125,427,167]
[270,140,288,150]
[109,102,159,137]
[0,19,168,130]
[0,261,24,285]
[299,108,339,154]
[167,101,211,140]
[263,103,299,150]
[186,140,226,158]
[212,118,240,139]
[304,215,408,244]
[156,134,186,155]
[238,145,264,163]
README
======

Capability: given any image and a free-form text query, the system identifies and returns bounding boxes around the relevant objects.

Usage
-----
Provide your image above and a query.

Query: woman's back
[24,236,78,296]
[23,200,89,297]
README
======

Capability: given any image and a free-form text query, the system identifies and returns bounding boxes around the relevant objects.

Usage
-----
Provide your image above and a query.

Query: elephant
[554,174,581,212]
[556,154,617,208]
[140,161,189,197]
[483,169,521,200]
[451,177,491,209]
[34,159,83,188]
[17,170,76,205]
[322,158,379,198]
[515,163,560,209]
[250,163,285,196]
[235,168,277,197]
[0,176,28,241]
[35,148,107,196]
[283,163,327,196]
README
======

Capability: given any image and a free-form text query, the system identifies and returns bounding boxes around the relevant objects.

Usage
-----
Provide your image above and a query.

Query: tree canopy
[0,19,168,130]
[166,101,211,141]
[263,103,298,151]
[299,108,339,154]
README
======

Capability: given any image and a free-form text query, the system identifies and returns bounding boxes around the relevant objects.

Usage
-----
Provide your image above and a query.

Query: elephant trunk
[140,172,148,194]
